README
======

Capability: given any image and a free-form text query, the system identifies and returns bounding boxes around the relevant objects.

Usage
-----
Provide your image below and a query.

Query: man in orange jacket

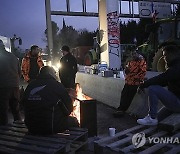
[21,45,44,82]
[113,50,147,117]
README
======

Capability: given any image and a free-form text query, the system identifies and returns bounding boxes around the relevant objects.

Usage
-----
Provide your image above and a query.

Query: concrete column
[99,0,121,70]
[45,0,53,52]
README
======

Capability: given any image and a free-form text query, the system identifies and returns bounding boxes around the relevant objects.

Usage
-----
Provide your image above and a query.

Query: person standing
[59,45,78,89]
[0,39,22,125]
[137,45,180,125]
[113,50,147,117]
[23,66,78,135]
[21,45,44,83]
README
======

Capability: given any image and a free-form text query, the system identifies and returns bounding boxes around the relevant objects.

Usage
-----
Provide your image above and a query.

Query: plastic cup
[109,128,116,137]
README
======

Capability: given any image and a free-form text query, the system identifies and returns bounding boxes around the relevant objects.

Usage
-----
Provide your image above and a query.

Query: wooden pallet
[0,123,88,154]
[159,113,180,132]
[94,125,180,154]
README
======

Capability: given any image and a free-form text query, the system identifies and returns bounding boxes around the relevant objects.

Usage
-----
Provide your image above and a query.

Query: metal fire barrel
[80,99,97,137]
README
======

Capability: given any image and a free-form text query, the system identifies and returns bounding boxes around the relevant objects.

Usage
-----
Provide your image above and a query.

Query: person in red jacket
[21,45,44,82]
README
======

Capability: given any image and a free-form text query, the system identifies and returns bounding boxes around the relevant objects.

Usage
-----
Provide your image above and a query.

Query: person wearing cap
[0,39,22,125]
[113,50,147,117]
[59,45,77,89]
[23,66,79,135]
[21,45,44,83]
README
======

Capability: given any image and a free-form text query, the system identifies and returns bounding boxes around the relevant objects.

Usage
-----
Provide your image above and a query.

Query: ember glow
[70,83,91,124]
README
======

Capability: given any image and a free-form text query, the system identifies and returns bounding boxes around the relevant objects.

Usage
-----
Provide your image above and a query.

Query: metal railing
[45,0,180,52]
[50,0,180,18]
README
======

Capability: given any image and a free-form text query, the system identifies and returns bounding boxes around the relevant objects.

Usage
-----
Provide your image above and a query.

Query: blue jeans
[148,85,180,119]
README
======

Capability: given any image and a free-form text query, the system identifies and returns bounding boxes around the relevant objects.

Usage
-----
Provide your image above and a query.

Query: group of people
[0,40,78,134]
[21,45,77,89]
[0,38,180,135]
[114,44,180,126]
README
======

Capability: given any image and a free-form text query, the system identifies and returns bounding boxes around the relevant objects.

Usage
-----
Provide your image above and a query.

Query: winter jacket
[0,49,21,88]
[59,52,77,79]
[21,51,44,82]
[140,60,180,99]
[23,74,73,135]
[125,54,147,85]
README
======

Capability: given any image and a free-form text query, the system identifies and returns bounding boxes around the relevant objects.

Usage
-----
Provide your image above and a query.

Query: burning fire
[70,83,90,124]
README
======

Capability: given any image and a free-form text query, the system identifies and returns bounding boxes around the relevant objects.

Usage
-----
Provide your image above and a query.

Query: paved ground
[8,100,138,153]
[12,79,138,153]
[19,79,138,138]
[96,101,138,137]
[77,102,138,153]
[9,101,138,136]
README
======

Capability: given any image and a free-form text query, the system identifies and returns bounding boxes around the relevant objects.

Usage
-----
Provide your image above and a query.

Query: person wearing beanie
[23,66,78,135]
[59,45,77,89]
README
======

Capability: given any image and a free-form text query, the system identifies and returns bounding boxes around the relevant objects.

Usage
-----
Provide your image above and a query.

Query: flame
[70,84,86,124]
[70,99,80,124]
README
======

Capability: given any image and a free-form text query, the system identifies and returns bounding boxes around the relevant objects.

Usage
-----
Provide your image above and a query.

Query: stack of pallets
[0,123,88,154]
[94,124,180,154]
